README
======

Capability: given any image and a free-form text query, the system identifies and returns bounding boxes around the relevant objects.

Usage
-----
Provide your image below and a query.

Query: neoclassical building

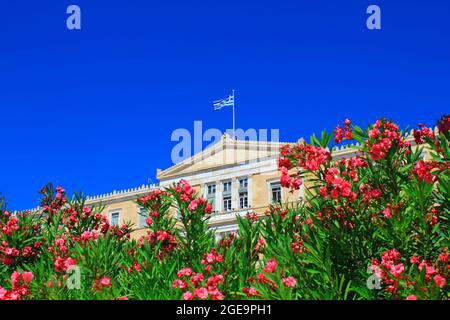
[86,134,300,239]
[85,133,399,239]
[15,125,433,240]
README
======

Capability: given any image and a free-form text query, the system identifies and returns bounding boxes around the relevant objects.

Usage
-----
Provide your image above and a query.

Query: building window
[223,181,231,192]
[270,182,282,204]
[110,211,120,226]
[207,184,216,195]
[138,207,147,228]
[223,196,232,212]
[239,192,248,209]
[206,184,216,211]
[239,178,248,189]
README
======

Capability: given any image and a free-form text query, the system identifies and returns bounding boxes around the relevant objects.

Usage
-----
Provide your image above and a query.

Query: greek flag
[213,94,234,110]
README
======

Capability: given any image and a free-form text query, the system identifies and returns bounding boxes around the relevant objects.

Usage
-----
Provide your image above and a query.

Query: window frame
[207,184,216,195]
[239,178,248,189]
[137,207,148,228]
[269,182,282,204]
[239,191,248,209]
[109,210,121,227]
[223,196,232,212]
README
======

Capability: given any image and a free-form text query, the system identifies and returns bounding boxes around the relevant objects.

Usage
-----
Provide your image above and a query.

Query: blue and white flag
[213,94,234,110]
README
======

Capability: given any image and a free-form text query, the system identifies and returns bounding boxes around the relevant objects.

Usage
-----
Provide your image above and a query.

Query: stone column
[248,175,253,208]
[231,177,238,211]
[215,180,222,213]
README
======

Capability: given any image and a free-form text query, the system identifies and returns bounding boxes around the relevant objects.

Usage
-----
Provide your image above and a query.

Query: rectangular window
[239,178,248,189]
[223,196,232,212]
[138,207,147,228]
[270,182,282,204]
[223,181,231,192]
[207,184,216,195]
[239,192,248,209]
[110,211,120,226]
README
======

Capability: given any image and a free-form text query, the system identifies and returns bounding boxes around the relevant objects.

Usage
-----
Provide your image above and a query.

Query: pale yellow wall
[251,171,301,212]
[100,199,149,239]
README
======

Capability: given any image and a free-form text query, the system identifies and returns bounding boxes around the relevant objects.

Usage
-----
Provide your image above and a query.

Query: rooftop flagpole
[232,89,235,138]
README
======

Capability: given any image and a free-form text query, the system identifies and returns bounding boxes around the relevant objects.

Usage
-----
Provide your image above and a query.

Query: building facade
[84,131,429,239]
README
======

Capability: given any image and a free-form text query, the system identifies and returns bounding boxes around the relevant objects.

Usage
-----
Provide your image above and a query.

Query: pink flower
[188,200,198,211]
[369,129,380,139]
[413,160,437,184]
[264,258,277,273]
[246,287,258,297]
[205,203,213,214]
[194,287,209,299]
[206,253,215,263]
[172,279,187,289]
[64,258,76,270]
[21,272,34,283]
[439,253,449,263]
[406,295,417,300]
[11,271,21,286]
[383,207,392,219]
[191,273,204,285]
[410,256,420,264]
[100,277,112,287]
[183,291,193,300]
[177,268,193,278]
[206,275,223,286]
[156,230,169,241]
[390,263,404,278]
[0,287,7,299]
[282,276,297,288]
[433,274,446,288]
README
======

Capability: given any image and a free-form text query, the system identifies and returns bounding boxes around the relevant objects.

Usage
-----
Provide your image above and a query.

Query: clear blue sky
[1,0,449,210]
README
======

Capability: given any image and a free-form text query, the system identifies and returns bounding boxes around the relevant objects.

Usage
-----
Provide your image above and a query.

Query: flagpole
[232,89,235,138]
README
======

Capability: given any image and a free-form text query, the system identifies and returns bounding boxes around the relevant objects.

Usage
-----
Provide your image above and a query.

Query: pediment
[157,135,289,181]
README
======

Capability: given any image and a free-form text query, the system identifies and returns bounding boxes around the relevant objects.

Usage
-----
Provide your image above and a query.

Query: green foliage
[0,118,449,300]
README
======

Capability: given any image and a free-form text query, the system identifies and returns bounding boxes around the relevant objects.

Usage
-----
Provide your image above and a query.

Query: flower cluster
[278,142,331,192]
[413,125,435,144]
[437,114,450,135]
[137,189,169,215]
[319,168,356,202]
[93,276,112,291]
[40,185,67,215]
[290,234,306,254]
[173,267,225,300]
[371,248,449,299]
[334,119,353,143]
[174,179,195,203]
[252,258,297,296]
[264,206,289,219]
[413,160,441,184]
[281,144,331,172]
[0,213,42,266]
[137,230,177,254]
[188,197,213,214]
[201,248,224,272]
[365,119,411,161]
[0,271,33,300]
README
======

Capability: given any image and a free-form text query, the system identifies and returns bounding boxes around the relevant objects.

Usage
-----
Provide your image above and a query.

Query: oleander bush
[1,116,449,300]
